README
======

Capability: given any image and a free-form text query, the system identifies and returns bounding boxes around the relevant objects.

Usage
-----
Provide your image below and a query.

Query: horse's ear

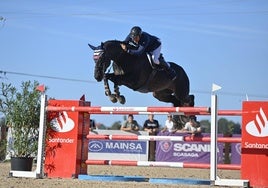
[88,43,97,50]
[101,42,104,48]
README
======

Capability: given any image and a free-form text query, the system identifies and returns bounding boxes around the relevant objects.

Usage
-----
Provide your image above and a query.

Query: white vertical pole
[210,94,218,183]
[35,93,47,178]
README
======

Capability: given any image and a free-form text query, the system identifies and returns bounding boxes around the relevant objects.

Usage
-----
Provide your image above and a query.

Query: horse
[88,40,194,107]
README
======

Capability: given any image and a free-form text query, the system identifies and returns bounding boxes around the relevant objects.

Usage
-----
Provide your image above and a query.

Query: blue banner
[89,140,147,154]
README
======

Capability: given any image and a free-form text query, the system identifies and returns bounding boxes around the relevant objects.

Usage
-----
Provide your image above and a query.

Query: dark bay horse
[88,40,193,107]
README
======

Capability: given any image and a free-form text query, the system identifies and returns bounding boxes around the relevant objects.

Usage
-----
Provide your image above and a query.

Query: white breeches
[151,45,161,65]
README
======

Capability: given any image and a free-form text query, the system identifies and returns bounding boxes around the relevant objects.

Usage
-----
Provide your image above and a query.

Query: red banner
[45,99,90,178]
[241,101,268,187]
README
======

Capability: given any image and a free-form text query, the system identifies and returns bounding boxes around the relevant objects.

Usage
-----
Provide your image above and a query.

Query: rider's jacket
[124,32,161,56]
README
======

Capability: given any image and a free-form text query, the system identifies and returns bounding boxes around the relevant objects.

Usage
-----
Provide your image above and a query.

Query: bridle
[93,48,113,80]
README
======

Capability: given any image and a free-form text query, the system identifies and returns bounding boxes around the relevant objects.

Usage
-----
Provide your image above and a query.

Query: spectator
[161,114,177,133]
[90,119,96,130]
[143,114,159,161]
[120,114,139,131]
[182,116,201,136]
[143,114,159,135]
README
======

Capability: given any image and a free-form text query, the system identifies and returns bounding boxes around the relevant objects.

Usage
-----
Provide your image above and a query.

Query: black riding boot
[158,57,177,80]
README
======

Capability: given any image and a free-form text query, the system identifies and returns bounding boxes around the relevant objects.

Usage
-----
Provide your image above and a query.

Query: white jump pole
[35,93,47,178]
[210,93,218,183]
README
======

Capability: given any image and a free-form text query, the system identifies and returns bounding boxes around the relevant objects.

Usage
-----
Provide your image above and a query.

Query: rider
[121,26,176,80]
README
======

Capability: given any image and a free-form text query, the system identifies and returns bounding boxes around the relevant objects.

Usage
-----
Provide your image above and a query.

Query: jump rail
[46,105,247,116]
[85,160,241,170]
[86,134,242,143]
[46,106,210,115]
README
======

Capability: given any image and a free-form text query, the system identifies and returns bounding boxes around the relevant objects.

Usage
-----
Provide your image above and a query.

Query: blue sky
[0,0,268,127]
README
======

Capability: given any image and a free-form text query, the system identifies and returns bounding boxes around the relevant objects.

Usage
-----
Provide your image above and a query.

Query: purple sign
[230,134,241,164]
[156,132,224,163]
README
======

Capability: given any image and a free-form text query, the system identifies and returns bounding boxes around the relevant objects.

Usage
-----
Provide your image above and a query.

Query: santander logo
[246,107,268,137]
[50,111,75,133]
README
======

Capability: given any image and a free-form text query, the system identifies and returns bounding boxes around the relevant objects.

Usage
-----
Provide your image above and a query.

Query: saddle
[146,53,164,70]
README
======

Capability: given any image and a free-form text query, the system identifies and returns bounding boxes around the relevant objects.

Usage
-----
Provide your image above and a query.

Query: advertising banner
[45,99,90,178]
[241,101,268,187]
[156,132,224,163]
[88,130,148,161]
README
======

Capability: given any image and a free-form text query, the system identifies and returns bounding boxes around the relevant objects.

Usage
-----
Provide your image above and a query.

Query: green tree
[110,121,121,130]
[0,80,42,157]
[98,123,107,130]
[218,118,230,135]
[0,117,7,160]
[200,119,210,133]
[232,122,241,134]
[200,118,241,135]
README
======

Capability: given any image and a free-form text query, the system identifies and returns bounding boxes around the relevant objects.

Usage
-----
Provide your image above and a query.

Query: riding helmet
[130,26,142,39]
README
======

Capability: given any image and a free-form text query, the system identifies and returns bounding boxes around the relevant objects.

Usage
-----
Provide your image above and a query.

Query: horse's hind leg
[175,65,194,106]
[182,94,195,107]
[153,90,181,106]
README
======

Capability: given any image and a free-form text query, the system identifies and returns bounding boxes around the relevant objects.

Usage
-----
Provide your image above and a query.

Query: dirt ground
[0,161,242,188]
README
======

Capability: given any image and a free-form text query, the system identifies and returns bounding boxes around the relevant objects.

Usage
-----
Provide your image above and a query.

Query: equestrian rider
[121,26,176,80]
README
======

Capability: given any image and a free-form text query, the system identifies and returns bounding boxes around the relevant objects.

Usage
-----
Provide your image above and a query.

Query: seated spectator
[120,114,139,131]
[182,116,202,136]
[161,114,177,133]
[90,119,96,130]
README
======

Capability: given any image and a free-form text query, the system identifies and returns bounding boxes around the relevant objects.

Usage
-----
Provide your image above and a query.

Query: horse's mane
[103,40,122,46]
[107,40,121,43]
[102,40,126,57]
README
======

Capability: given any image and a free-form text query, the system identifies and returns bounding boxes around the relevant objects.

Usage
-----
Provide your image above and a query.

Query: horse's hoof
[109,94,117,103]
[118,95,126,104]
[105,91,111,96]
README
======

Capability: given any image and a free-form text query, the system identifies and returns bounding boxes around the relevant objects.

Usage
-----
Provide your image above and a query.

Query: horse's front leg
[113,83,126,104]
[103,75,111,96]
[105,73,126,104]
[103,74,117,103]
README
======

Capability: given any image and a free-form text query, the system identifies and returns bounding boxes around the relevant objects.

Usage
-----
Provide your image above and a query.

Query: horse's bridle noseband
[93,49,104,61]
